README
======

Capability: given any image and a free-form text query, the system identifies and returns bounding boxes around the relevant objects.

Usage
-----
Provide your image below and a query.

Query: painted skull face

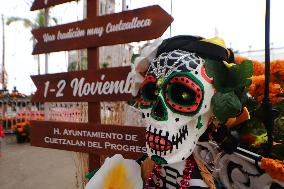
[138,50,215,164]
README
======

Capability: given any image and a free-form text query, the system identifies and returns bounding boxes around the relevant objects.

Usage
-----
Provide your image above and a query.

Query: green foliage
[274,72,284,87]
[85,168,100,180]
[252,133,268,147]
[151,155,167,164]
[36,10,45,27]
[228,60,253,88]
[2,119,12,128]
[243,97,258,112]
[272,144,284,160]
[204,59,253,92]
[204,59,229,92]
[273,116,284,141]
[274,100,284,115]
[102,62,109,68]
[6,17,32,27]
[6,10,58,29]
[212,91,242,123]
[24,124,30,136]
[234,86,249,106]
[196,116,203,129]
[237,98,284,157]
[68,57,87,71]
[241,117,267,135]
[273,100,284,141]
[204,59,253,123]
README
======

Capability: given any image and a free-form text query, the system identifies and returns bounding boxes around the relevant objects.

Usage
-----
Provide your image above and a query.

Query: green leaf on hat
[204,59,253,92]
[228,60,253,88]
[204,58,253,123]
[212,91,242,123]
[204,59,229,92]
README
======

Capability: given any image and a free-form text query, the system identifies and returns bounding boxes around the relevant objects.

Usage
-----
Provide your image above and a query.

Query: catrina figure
[86,36,253,189]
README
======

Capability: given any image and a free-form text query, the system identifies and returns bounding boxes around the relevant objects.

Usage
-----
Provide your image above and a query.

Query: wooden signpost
[31,0,77,11]
[31,66,133,102]
[32,5,173,54]
[30,0,173,172]
[31,121,146,159]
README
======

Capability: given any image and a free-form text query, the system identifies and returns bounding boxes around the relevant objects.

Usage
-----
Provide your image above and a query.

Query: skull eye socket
[167,83,196,106]
[164,74,204,115]
[138,75,157,108]
[142,82,157,102]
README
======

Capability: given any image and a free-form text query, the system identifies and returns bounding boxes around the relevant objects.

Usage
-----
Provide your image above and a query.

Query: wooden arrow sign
[31,66,133,102]
[31,0,77,11]
[30,121,146,159]
[32,5,173,54]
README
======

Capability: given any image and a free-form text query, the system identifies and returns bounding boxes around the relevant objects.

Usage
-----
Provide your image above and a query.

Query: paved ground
[0,135,76,189]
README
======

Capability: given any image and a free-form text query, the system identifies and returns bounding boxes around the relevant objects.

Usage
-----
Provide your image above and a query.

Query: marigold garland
[236,57,284,183]
[261,157,284,182]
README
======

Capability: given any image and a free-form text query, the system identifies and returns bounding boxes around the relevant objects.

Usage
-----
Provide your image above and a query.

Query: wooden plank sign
[31,66,133,102]
[31,0,77,11]
[31,121,146,159]
[32,5,173,54]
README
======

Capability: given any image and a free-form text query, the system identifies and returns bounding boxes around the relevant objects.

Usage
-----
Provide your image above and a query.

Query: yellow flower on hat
[201,37,239,69]
[201,37,227,49]
[223,61,236,68]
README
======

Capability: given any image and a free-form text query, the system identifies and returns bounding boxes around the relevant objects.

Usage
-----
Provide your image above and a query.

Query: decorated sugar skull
[133,36,231,164]
[85,36,255,189]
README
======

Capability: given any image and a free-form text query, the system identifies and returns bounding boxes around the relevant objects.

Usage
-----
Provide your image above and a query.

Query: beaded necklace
[144,156,196,189]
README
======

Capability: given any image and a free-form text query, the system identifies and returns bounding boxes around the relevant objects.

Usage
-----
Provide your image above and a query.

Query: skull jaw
[145,111,212,165]
[147,139,198,165]
[145,123,201,165]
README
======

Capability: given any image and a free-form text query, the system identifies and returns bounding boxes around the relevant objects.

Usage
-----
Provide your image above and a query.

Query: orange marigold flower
[235,56,248,64]
[256,95,264,103]
[249,75,265,99]
[261,157,284,182]
[252,60,265,76]
[251,75,265,83]
[236,57,283,104]
[270,96,284,104]
[249,74,283,104]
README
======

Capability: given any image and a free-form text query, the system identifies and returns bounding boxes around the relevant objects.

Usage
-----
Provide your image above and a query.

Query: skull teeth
[146,125,188,155]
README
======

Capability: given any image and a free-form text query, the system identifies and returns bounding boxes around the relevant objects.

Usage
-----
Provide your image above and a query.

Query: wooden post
[29,0,173,173]
[1,14,5,88]
[87,0,101,172]
[44,8,49,74]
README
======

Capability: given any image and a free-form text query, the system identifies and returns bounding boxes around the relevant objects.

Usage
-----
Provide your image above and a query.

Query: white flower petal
[134,57,149,73]
[85,154,143,189]
[130,39,163,97]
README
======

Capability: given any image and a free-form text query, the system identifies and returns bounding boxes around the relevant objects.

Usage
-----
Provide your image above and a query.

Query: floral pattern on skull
[137,49,215,164]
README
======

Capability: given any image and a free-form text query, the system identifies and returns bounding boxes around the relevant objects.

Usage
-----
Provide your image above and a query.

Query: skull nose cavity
[151,97,168,121]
